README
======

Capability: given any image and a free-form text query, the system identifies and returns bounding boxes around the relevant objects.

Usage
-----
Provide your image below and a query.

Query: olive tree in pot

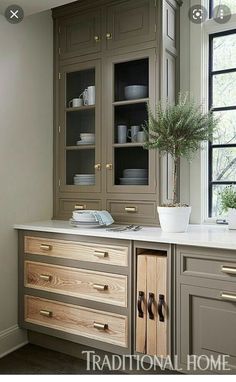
[144,93,218,233]
[220,186,236,229]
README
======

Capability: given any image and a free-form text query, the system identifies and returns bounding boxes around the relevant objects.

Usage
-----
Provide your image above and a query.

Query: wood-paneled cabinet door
[59,60,102,194]
[59,9,102,59]
[105,0,156,50]
[179,285,236,370]
[136,253,167,357]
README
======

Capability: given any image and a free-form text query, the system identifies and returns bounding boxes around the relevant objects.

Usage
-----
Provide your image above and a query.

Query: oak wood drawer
[59,198,102,217]
[25,296,128,347]
[24,236,128,267]
[178,245,236,286]
[25,261,127,307]
[107,200,157,221]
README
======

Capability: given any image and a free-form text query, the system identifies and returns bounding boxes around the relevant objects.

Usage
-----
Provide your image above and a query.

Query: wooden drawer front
[24,236,128,267]
[25,296,128,347]
[59,199,102,218]
[25,261,127,307]
[178,246,236,286]
[107,200,157,222]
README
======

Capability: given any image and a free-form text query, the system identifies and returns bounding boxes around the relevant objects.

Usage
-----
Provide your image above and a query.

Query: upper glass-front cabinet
[106,52,156,193]
[59,60,101,193]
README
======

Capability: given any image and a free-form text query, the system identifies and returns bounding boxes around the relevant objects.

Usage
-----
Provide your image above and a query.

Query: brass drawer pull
[221,266,236,275]
[40,310,53,318]
[93,250,108,258]
[106,32,112,40]
[94,164,101,171]
[221,292,236,302]
[106,163,113,170]
[39,274,52,282]
[74,204,86,210]
[125,206,137,213]
[40,244,52,251]
[93,322,108,330]
[93,283,108,291]
[94,35,100,42]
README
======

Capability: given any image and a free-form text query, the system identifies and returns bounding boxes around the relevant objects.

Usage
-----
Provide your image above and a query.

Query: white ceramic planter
[228,208,236,230]
[158,206,191,233]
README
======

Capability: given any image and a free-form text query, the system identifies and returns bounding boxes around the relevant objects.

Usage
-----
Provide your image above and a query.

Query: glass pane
[212,72,236,108]
[114,58,149,102]
[66,69,95,107]
[213,33,236,71]
[66,110,95,146]
[66,150,95,185]
[114,147,148,185]
[213,110,236,144]
[212,1,236,15]
[211,184,230,217]
[212,147,236,181]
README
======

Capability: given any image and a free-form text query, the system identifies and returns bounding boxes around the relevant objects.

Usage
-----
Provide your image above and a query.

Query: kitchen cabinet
[135,251,168,357]
[52,0,180,223]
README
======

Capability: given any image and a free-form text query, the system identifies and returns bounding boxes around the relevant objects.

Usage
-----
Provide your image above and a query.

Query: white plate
[120,178,148,185]
[69,219,105,228]
[76,141,95,145]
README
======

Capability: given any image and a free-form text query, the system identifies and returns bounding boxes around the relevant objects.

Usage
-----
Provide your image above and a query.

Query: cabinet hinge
[58,179,61,188]
[58,125,61,133]
[58,72,61,80]
[58,47,61,55]
[154,0,157,7]
[58,26,61,34]
[155,24,157,33]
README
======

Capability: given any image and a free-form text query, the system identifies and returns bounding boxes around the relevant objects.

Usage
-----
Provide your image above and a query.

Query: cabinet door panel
[146,255,157,355]
[59,10,102,59]
[136,255,147,353]
[106,0,156,50]
[180,285,236,369]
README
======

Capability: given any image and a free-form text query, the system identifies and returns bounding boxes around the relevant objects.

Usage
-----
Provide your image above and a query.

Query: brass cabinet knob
[94,35,100,42]
[125,206,137,213]
[106,32,112,40]
[93,322,108,330]
[93,283,108,291]
[106,163,113,170]
[40,310,53,318]
[94,164,101,171]
[74,204,86,210]
[40,244,52,251]
[39,274,52,282]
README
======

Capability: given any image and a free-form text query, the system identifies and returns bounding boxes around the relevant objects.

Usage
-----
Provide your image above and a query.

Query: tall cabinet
[52,0,180,224]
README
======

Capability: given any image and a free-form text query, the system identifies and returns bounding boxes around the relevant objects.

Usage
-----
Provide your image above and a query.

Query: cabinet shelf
[65,105,95,112]
[66,145,95,150]
[113,98,149,107]
[113,143,145,148]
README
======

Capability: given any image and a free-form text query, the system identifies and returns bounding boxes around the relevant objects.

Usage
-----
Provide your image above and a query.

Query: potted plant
[220,186,236,229]
[144,93,218,232]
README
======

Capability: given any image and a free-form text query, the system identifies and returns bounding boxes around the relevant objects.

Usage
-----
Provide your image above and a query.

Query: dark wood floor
[0,344,178,374]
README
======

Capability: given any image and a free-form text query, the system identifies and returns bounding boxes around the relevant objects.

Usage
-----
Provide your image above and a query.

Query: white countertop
[14,220,236,251]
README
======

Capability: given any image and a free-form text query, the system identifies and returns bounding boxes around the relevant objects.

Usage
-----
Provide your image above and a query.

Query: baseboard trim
[0,325,28,358]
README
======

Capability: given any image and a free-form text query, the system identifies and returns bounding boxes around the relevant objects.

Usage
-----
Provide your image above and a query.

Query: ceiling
[0,0,78,16]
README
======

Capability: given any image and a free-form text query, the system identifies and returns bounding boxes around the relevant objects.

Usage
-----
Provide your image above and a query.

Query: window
[209,0,236,17]
[208,30,236,217]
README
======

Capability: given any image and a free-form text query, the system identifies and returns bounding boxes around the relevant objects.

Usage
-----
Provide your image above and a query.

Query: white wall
[0,10,53,356]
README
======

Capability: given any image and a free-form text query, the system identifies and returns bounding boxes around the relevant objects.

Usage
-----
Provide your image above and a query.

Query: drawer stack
[20,233,131,353]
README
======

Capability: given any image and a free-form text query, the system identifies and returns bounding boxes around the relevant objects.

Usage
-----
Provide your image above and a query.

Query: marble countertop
[14,220,236,251]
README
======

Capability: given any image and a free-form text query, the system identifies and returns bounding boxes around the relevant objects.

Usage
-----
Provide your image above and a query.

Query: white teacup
[69,98,83,108]
[127,125,140,143]
[137,131,147,143]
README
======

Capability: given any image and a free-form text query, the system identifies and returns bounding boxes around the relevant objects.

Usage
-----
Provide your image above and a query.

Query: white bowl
[124,85,148,100]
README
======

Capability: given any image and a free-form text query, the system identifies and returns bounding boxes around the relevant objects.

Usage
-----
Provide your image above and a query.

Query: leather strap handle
[147,292,154,320]
[137,291,145,318]
[157,294,165,322]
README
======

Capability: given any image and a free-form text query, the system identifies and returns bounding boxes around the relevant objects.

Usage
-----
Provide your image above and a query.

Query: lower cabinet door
[179,284,236,369]
[136,253,167,356]
[25,295,128,348]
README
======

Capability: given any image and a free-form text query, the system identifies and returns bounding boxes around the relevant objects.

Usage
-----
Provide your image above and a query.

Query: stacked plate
[76,133,95,145]
[120,168,148,185]
[70,210,101,228]
[74,174,95,185]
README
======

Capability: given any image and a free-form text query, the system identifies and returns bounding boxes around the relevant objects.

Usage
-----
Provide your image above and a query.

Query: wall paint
[0,11,53,355]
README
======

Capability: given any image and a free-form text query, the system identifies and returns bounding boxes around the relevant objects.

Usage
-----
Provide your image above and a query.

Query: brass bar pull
[40,310,52,318]
[94,164,101,171]
[94,35,100,42]
[221,266,236,275]
[74,204,86,210]
[93,322,108,330]
[221,292,236,302]
[125,206,137,213]
[93,283,108,291]
[39,274,52,282]
[40,244,52,251]
[106,163,113,170]
[106,32,112,40]
[93,250,108,258]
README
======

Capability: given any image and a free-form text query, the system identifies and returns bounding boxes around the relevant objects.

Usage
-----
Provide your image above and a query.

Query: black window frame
[208,29,236,217]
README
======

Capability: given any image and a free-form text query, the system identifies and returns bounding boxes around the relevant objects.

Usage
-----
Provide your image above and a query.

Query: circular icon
[188,4,208,24]
[213,5,231,24]
[5,4,24,24]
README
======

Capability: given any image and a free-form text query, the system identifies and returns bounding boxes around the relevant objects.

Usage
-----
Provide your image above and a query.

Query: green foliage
[220,186,236,212]
[144,93,218,160]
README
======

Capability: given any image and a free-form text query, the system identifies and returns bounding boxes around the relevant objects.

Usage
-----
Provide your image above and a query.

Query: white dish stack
[73,174,95,185]
[71,211,100,227]
[76,133,95,145]
[120,168,148,185]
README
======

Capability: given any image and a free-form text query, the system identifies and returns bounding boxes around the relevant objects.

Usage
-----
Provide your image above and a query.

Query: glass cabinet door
[59,60,101,193]
[106,52,156,194]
